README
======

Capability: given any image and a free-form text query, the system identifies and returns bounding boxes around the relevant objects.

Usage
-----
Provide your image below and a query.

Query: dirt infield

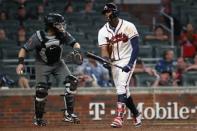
[1,122,197,131]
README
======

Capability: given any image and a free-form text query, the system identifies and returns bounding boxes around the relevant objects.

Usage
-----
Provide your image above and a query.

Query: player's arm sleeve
[126,23,139,66]
[65,32,77,47]
[127,36,139,66]
[22,33,41,52]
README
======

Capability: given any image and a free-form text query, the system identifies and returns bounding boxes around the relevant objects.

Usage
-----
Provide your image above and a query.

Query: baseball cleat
[33,118,47,126]
[110,116,123,128]
[133,113,142,127]
[63,113,80,124]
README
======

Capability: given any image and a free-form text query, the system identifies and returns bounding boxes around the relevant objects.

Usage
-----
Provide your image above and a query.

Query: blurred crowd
[0,0,197,89]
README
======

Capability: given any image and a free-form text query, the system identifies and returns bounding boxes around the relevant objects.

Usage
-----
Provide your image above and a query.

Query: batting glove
[103,62,111,69]
[122,65,132,73]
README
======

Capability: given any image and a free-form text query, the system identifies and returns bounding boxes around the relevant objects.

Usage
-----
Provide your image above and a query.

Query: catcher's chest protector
[37,31,63,65]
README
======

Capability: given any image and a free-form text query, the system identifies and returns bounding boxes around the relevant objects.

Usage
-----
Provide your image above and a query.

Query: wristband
[18,57,24,64]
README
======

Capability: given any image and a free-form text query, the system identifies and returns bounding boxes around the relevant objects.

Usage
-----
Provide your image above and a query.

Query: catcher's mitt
[65,49,83,65]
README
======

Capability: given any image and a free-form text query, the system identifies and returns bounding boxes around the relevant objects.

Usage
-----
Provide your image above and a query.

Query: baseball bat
[86,51,123,69]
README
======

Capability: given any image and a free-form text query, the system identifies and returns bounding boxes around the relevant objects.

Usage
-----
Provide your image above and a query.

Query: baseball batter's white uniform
[98,18,139,96]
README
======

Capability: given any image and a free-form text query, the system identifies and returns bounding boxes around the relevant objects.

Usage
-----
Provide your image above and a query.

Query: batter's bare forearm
[100,46,110,58]
[17,48,26,74]
[18,48,27,58]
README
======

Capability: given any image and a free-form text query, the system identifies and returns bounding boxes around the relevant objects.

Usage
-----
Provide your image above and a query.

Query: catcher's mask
[44,13,67,32]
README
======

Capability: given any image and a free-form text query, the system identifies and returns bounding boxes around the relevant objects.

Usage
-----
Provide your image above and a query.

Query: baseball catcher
[16,13,83,126]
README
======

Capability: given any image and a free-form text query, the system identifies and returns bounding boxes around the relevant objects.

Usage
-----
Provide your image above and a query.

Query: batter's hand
[103,62,111,69]
[122,65,132,73]
[16,64,24,75]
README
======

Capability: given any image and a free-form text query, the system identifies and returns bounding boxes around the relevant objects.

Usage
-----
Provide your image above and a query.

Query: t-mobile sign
[89,102,197,120]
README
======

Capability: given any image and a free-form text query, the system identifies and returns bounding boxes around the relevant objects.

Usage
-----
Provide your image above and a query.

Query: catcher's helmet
[102,3,119,18]
[44,13,65,30]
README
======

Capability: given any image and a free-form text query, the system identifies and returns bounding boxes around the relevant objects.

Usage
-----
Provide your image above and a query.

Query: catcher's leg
[34,82,49,126]
[61,75,80,124]
[63,93,80,123]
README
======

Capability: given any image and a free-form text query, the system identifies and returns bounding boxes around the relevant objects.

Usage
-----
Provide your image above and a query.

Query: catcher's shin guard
[34,83,49,120]
[65,93,74,114]
[111,102,126,128]
[35,98,46,119]
[60,93,80,123]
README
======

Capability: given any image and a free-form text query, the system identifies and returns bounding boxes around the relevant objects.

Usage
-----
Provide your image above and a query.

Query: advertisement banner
[89,102,196,120]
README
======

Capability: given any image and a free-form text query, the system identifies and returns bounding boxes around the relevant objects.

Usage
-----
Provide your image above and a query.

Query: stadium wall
[0,87,197,127]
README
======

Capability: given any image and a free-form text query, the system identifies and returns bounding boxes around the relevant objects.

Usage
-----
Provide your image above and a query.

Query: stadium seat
[1,40,20,59]
[72,2,86,12]
[0,49,3,59]
[144,39,170,46]
[79,39,94,47]
[2,49,19,59]
[0,66,19,84]
[182,71,197,86]
[0,40,18,49]
[0,20,19,29]
[1,1,18,12]
[94,3,105,11]
[23,20,44,32]
[154,45,177,58]
[72,33,86,42]
[136,25,150,35]
[135,72,156,87]
[139,45,153,58]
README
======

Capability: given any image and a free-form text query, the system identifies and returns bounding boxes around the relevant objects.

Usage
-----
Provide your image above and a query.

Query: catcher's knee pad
[35,82,49,101]
[64,75,78,92]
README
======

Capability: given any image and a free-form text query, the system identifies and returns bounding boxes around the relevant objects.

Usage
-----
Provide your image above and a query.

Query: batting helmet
[102,3,119,18]
[44,13,66,31]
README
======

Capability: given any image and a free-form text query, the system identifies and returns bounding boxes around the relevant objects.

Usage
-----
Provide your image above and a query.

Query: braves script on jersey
[98,18,139,96]
[98,19,139,61]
